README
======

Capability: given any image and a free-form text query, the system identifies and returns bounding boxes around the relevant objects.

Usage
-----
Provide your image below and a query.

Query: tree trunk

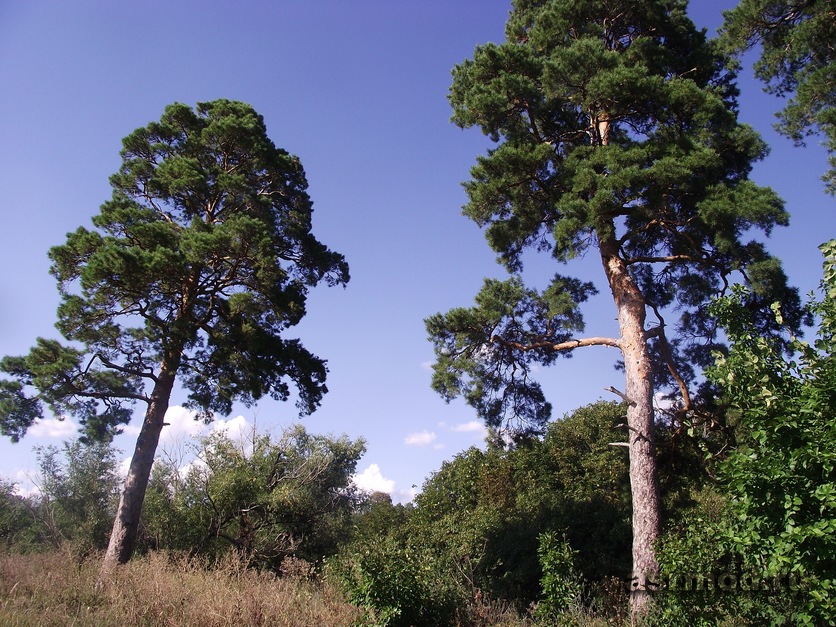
[599,233,661,620]
[99,363,177,578]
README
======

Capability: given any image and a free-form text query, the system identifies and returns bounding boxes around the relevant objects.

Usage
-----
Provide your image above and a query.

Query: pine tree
[0,100,348,573]
[426,0,802,616]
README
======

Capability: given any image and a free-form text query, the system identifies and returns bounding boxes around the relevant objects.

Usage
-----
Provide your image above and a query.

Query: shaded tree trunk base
[99,369,175,580]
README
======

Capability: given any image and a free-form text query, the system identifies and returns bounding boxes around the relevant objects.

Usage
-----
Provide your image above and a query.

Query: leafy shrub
[0,479,43,551]
[0,440,121,556]
[647,242,836,626]
[536,531,583,618]
[704,241,836,625]
[407,401,632,611]
[650,486,792,626]
[138,425,365,570]
[327,535,464,626]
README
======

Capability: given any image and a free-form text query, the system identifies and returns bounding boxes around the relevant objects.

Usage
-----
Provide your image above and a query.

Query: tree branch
[67,383,147,404]
[91,353,157,383]
[646,305,692,411]
[491,335,621,352]
[605,385,636,406]
[625,254,700,265]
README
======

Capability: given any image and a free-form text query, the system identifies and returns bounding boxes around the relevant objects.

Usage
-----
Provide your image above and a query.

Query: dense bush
[0,441,121,554]
[138,425,366,570]
[323,401,636,624]
[647,243,836,625]
[0,479,42,551]
[535,531,583,619]
[327,534,464,626]
[34,440,121,553]
[651,485,795,626]
[406,401,632,611]
[707,241,836,625]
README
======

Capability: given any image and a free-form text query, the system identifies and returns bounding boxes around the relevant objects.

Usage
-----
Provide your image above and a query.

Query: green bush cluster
[323,401,633,624]
[647,242,836,626]
[0,441,120,555]
[327,535,463,626]
[0,425,366,572]
[535,531,583,619]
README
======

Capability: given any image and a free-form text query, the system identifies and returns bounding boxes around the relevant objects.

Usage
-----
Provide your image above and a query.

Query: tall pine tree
[426,0,802,616]
[0,100,348,573]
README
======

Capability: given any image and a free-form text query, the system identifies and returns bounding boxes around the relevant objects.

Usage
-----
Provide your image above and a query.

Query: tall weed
[0,549,361,626]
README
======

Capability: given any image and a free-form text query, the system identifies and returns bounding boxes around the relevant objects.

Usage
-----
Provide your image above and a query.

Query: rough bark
[99,362,177,578]
[599,232,661,619]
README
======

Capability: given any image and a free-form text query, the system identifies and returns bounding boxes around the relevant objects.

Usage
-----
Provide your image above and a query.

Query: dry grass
[0,549,623,626]
[0,549,363,626]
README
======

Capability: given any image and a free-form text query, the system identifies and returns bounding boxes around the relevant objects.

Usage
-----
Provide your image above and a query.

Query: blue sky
[0,1,832,503]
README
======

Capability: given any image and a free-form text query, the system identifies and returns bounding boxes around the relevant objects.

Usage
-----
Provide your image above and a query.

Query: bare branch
[647,304,692,411]
[605,385,636,406]
[491,335,621,352]
[92,353,157,383]
[625,254,700,265]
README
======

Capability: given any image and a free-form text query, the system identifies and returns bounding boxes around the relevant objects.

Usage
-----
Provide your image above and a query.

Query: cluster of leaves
[327,535,463,627]
[0,441,121,555]
[708,240,836,624]
[426,275,596,438]
[411,401,633,609]
[647,241,836,625]
[651,485,800,626]
[535,531,584,619]
[0,480,39,551]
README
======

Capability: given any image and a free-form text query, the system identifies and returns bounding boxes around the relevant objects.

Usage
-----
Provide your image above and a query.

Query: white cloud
[160,406,207,444]
[404,430,437,446]
[208,415,255,456]
[175,457,208,481]
[352,464,418,505]
[211,415,251,441]
[419,360,434,371]
[654,392,674,411]
[353,463,395,494]
[391,485,418,505]
[10,469,40,498]
[28,417,77,439]
[437,419,487,441]
[118,456,131,479]
[450,420,486,434]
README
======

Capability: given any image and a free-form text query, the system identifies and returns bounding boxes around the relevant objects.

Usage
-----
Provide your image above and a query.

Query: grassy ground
[0,550,363,626]
[0,549,620,626]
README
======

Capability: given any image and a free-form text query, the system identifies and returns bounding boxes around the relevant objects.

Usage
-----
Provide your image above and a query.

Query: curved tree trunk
[599,233,661,620]
[99,363,177,578]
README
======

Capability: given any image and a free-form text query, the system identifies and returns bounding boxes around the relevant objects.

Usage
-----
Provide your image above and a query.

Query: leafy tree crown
[0,100,348,442]
[427,0,803,435]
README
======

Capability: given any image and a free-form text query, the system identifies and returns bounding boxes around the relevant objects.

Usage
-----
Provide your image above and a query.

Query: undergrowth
[0,548,619,626]
[0,549,361,627]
